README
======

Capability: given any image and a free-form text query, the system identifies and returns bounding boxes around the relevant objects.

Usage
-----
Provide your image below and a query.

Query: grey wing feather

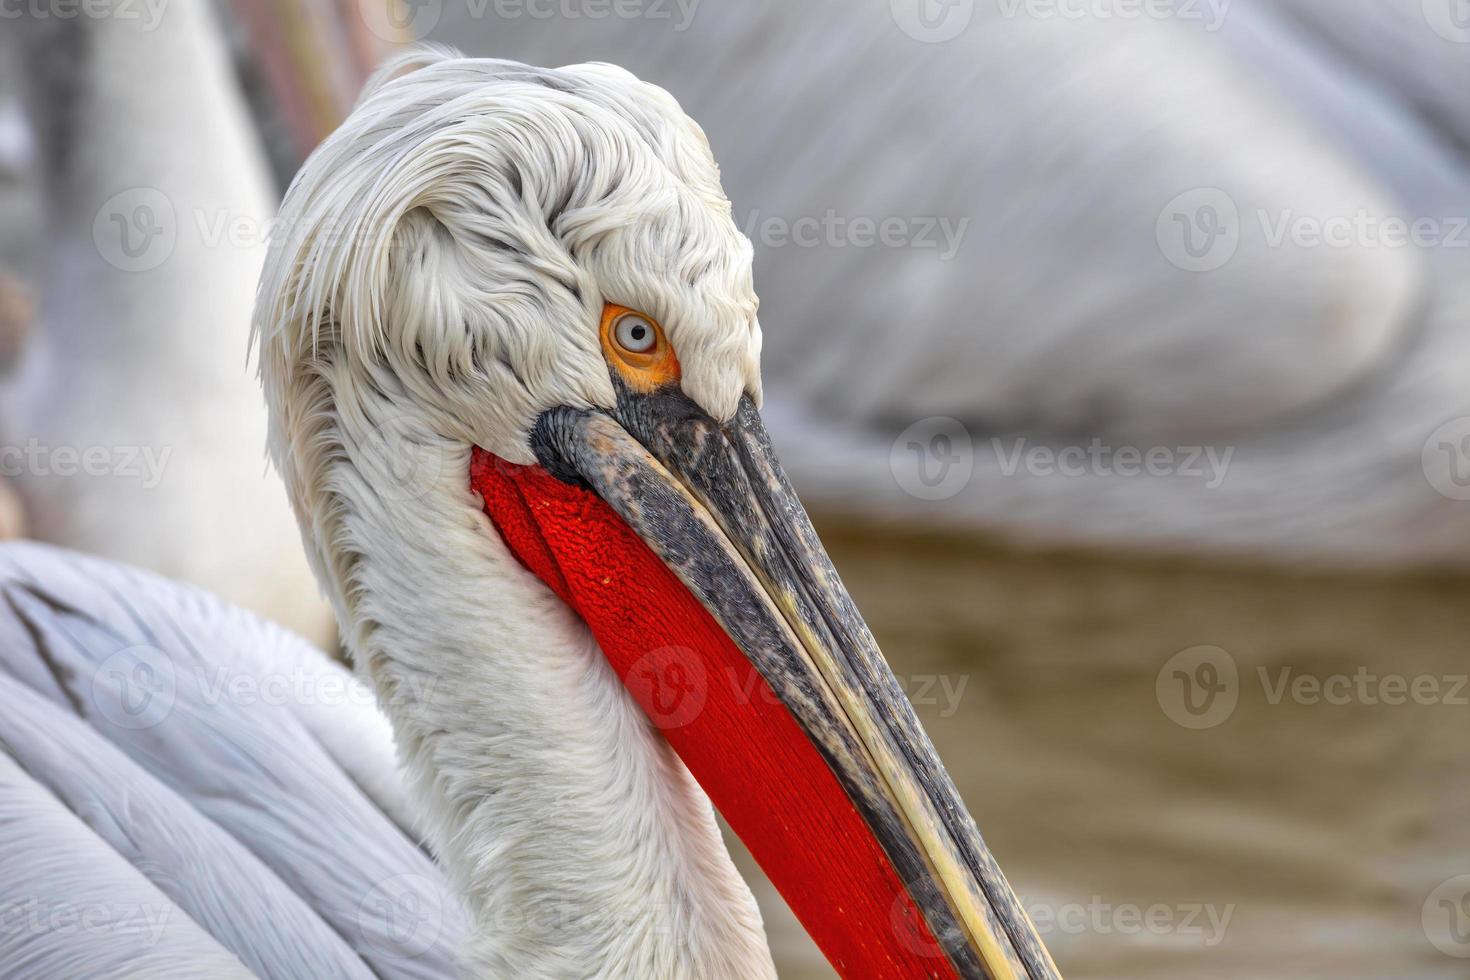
[0,542,464,979]
[0,751,253,979]
[0,673,373,979]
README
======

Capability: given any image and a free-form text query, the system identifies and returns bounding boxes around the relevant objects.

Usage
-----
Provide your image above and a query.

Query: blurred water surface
[724,519,1470,979]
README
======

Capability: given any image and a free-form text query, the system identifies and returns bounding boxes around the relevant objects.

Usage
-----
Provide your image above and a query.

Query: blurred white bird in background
[0,5,345,644]
[415,0,1470,568]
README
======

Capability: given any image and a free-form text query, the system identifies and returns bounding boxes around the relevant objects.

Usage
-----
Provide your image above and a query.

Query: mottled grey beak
[532,388,1058,980]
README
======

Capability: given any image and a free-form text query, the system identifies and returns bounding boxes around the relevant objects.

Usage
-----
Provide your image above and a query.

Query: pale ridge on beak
[532,389,1060,980]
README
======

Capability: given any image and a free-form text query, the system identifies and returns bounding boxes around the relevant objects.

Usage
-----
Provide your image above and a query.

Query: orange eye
[599,303,680,392]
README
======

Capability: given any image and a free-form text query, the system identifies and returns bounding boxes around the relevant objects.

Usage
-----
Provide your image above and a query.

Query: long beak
[530,388,1059,980]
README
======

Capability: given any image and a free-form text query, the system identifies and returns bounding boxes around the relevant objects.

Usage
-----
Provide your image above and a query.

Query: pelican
[0,49,1057,979]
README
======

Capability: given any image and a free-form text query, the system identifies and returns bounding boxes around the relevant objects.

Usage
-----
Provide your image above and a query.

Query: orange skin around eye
[599,303,681,392]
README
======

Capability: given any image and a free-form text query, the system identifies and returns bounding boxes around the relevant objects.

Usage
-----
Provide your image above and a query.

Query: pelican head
[256,48,1053,980]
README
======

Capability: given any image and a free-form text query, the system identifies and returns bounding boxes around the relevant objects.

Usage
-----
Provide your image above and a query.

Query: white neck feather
[315,404,776,979]
[255,49,780,977]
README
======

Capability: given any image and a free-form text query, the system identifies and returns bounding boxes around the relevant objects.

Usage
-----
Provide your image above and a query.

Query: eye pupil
[616,314,657,353]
